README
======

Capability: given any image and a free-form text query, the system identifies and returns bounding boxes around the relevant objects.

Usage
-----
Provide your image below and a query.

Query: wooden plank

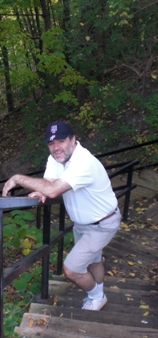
[103,248,156,278]
[103,244,157,271]
[30,299,158,316]
[28,303,158,329]
[47,280,157,302]
[107,237,158,259]
[33,287,158,310]
[52,275,156,287]
[116,228,158,241]
[15,313,158,338]
[103,278,157,291]
[115,230,158,244]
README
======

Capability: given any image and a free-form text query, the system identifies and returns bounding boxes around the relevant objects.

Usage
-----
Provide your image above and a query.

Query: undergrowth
[3,209,73,337]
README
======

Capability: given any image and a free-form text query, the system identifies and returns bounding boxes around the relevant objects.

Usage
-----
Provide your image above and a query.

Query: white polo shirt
[44,142,118,225]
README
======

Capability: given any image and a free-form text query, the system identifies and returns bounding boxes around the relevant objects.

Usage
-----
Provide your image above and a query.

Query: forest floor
[0,109,33,180]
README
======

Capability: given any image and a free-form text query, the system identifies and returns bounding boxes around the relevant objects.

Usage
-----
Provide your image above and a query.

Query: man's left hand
[2,175,17,196]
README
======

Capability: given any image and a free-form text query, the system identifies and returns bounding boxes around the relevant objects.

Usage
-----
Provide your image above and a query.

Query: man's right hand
[28,191,47,203]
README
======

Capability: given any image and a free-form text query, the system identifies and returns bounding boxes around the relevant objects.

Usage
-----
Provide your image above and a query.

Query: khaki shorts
[64,207,121,273]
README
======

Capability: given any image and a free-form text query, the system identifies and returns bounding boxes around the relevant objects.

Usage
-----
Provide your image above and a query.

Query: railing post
[123,165,134,222]
[57,203,65,275]
[41,204,51,299]
[0,209,4,338]
[36,206,41,229]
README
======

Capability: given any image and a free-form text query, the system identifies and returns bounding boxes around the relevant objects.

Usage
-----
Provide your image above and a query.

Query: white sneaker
[82,294,107,311]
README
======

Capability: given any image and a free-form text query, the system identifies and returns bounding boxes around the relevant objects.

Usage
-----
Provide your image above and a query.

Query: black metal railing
[0,196,73,338]
[0,158,138,337]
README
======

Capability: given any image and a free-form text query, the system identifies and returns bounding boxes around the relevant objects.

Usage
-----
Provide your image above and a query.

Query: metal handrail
[0,137,158,187]
[0,197,72,338]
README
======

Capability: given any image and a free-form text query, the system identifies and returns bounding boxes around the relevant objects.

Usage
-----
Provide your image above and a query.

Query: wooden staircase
[15,222,158,338]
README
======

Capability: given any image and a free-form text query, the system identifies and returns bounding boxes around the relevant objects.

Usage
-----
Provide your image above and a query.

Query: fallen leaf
[129,273,135,277]
[143,311,149,316]
[139,305,149,309]
[29,319,34,328]
[53,295,58,305]
[107,271,114,276]
[110,286,119,289]
[128,261,135,266]
[37,318,48,326]
[121,222,128,229]
[118,278,125,283]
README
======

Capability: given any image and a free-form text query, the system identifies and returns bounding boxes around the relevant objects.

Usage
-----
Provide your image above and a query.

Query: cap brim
[43,134,72,143]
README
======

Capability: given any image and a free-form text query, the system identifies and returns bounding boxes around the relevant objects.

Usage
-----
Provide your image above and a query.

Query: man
[2,120,121,311]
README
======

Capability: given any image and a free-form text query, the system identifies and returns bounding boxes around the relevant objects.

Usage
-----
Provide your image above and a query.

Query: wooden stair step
[52,274,157,287]
[30,297,158,317]
[138,202,158,221]
[50,275,157,294]
[47,280,157,302]
[45,279,158,308]
[28,280,158,329]
[104,278,157,292]
[15,312,158,338]
[107,238,158,259]
[115,230,158,246]
[29,304,157,329]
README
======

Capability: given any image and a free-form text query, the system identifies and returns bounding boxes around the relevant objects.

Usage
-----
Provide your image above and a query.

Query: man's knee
[63,264,77,280]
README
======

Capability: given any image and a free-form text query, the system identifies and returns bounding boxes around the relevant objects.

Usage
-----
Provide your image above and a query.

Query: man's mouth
[53,151,64,160]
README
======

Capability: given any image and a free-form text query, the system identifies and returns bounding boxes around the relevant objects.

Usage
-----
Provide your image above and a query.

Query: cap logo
[50,135,55,141]
[51,125,57,134]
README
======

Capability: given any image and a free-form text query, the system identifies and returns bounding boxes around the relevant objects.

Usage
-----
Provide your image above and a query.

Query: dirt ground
[0,109,43,181]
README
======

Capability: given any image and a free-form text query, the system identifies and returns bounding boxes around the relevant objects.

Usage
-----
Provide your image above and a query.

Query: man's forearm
[2,174,71,198]
[14,175,51,194]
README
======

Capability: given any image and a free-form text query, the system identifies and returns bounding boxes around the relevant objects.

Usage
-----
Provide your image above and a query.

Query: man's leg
[64,263,107,310]
[88,261,105,284]
[64,260,105,297]
[64,260,105,302]
[63,264,96,291]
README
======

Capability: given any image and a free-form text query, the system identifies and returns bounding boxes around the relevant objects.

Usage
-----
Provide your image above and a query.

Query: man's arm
[2,174,72,198]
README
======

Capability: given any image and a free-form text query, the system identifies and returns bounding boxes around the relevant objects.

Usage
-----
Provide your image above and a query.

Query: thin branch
[134,0,158,15]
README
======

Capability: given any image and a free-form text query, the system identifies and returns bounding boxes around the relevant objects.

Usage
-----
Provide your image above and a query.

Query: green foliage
[3,209,73,337]
[1,0,158,165]
[75,81,127,131]
[4,265,42,337]
[3,209,42,256]
[144,93,158,135]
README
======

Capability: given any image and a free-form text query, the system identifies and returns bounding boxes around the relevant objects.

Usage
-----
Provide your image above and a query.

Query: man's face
[48,136,76,165]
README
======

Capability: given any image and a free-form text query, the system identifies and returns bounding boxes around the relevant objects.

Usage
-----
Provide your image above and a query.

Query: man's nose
[53,141,60,151]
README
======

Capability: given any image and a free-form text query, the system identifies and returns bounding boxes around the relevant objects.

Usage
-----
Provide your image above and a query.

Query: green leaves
[13,272,33,291]
[3,209,40,254]
[4,267,42,337]
[10,210,36,221]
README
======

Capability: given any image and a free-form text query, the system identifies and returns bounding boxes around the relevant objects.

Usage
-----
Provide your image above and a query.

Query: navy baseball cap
[43,120,74,142]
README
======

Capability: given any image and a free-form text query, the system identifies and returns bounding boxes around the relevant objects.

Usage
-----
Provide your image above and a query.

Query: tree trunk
[40,0,51,31]
[1,45,14,112]
[62,0,71,32]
